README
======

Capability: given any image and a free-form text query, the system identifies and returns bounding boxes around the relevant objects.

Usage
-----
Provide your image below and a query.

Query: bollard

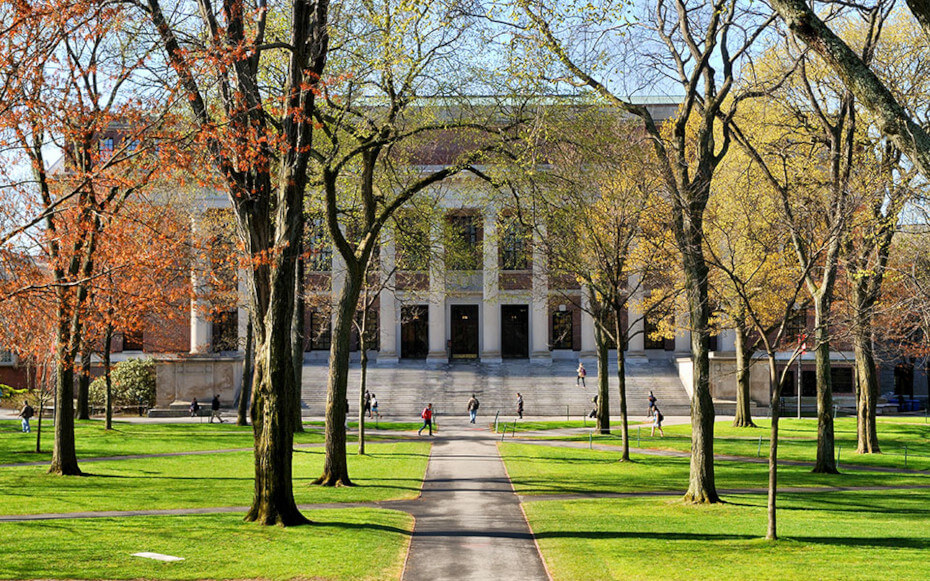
[494,411,500,433]
[566,405,569,422]
[512,421,517,438]
[905,445,908,469]
[757,435,763,458]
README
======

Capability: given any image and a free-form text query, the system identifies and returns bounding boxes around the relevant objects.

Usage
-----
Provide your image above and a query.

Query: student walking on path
[210,395,225,423]
[418,403,434,436]
[371,394,380,418]
[651,406,665,437]
[189,398,200,417]
[516,393,524,419]
[647,391,657,417]
[467,395,479,424]
[19,402,34,433]
[577,362,586,387]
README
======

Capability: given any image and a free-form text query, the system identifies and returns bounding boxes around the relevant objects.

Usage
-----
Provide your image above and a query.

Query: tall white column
[427,219,446,363]
[190,218,212,354]
[717,328,736,353]
[378,232,398,364]
[531,227,550,362]
[626,273,645,356]
[580,288,596,358]
[674,312,691,354]
[482,210,501,363]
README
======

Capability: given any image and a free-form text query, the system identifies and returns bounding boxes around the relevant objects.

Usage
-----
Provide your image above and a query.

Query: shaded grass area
[307,420,424,432]
[0,441,429,516]
[523,490,930,580]
[500,442,930,497]
[519,417,930,471]
[0,509,412,580]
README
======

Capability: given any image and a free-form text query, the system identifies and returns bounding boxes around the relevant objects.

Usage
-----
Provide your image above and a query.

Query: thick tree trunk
[315,269,363,486]
[238,318,253,427]
[50,317,80,475]
[104,324,113,430]
[812,296,838,473]
[594,320,610,434]
[733,324,757,428]
[292,243,305,433]
[76,338,91,420]
[853,311,880,453]
[682,250,719,503]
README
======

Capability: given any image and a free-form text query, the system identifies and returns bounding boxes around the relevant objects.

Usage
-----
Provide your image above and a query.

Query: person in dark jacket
[189,398,200,417]
[467,395,479,423]
[210,394,224,423]
[20,401,34,433]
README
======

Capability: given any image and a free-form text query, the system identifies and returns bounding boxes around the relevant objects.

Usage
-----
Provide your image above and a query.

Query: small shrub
[90,358,156,408]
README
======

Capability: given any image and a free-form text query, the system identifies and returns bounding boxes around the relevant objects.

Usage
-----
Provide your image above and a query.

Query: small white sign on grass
[131,552,185,562]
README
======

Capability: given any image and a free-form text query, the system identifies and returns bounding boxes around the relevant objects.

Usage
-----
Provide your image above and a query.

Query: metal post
[566,405,569,422]
[512,421,517,437]
[494,410,500,433]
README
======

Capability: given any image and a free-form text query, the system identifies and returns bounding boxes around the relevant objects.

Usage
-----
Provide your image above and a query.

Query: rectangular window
[123,330,144,352]
[307,216,333,272]
[785,308,808,346]
[445,214,481,270]
[552,311,574,350]
[308,311,332,351]
[212,310,239,352]
[0,349,13,363]
[500,218,530,270]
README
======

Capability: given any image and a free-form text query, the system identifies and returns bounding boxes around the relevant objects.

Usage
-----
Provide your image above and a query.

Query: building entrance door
[401,305,428,359]
[450,305,479,359]
[501,305,529,358]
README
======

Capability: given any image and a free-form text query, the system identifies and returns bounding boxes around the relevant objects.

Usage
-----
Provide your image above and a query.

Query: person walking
[19,401,34,433]
[651,406,665,437]
[577,362,587,387]
[189,397,200,418]
[418,403,434,436]
[467,394,480,424]
[371,394,380,419]
[589,394,598,419]
[647,391,657,418]
[210,394,225,423]
[516,393,524,419]
[364,390,372,418]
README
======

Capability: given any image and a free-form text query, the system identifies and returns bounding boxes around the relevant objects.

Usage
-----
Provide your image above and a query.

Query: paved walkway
[398,421,550,581]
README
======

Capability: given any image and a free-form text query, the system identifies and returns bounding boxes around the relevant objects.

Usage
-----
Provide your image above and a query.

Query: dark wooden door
[450,305,479,359]
[401,305,428,359]
[501,305,529,359]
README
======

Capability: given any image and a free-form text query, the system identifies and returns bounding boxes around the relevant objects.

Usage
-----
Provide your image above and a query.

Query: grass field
[0,509,412,580]
[523,490,930,580]
[509,417,930,471]
[0,440,429,515]
[500,442,930,495]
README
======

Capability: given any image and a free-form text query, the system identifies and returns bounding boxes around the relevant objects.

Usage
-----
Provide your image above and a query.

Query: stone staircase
[300,358,692,419]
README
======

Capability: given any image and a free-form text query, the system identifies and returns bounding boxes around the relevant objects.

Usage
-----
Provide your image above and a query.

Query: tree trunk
[765,355,782,541]
[733,323,757,428]
[104,323,113,430]
[292,239,305,433]
[615,315,630,461]
[682,249,719,503]
[812,295,838,473]
[50,315,80,475]
[314,268,363,486]
[853,309,880,453]
[594,318,610,434]
[238,317,253,427]
[76,337,91,420]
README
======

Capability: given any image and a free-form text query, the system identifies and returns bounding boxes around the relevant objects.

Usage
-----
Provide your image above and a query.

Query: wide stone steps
[300,359,692,418]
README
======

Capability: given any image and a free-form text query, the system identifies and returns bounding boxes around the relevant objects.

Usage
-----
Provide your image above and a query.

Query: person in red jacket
[418,403,434,436]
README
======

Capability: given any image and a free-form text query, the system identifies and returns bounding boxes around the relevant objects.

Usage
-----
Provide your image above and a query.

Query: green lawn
[0,441,429,515]
[0,509,412,580]
[523,489,930,580]
[515,417,930,471]
[500,442,930,496]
